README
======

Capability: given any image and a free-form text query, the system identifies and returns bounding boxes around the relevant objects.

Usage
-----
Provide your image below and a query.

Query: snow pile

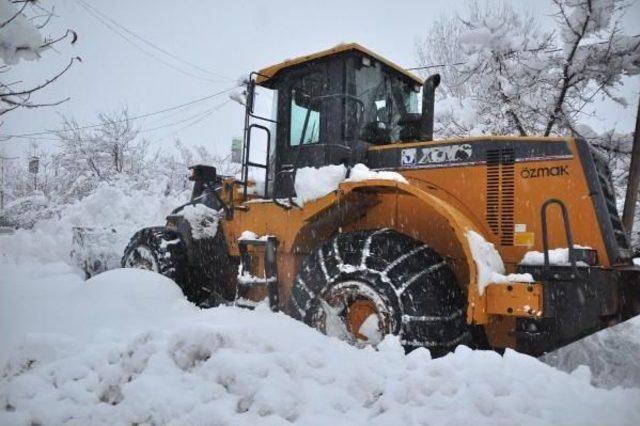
[0,0,44,64]
[520,246,591,266]
[543,316,640,390]
[345,163,408,184]
[239,230,259,240]
[294,164,346,204]
[0,191,48,229]
[2,264,640,425]
[238,230,271,242]
[358,314,383,345]
[179,204,221,239]
[0,179,188,266]
[70,226,121,277]
[489,272,534,284]
[466,231,533,294]
[294,163,407,205]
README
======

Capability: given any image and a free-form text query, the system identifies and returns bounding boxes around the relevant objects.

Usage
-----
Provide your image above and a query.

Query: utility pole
[28,145,39,192]
[0,154,19,211]
[622,95,640,237]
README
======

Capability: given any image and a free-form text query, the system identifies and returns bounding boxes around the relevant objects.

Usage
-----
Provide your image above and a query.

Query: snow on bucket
[71,226,120,278]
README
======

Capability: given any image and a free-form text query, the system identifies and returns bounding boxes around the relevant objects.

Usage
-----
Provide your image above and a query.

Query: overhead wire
[4,99,232,143]
[75,0,228,83]
[2,85,240,140]
[75,0,233,82]
[156,99,232,143]
[141,100,231,134]
[5,103,231,144]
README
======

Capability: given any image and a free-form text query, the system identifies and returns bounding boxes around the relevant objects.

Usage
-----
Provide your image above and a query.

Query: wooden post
[622,95,640,236]
[0,155,19,211]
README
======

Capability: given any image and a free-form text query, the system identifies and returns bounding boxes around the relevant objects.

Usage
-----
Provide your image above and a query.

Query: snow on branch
[0,0,78,117]
[415,0,640,138]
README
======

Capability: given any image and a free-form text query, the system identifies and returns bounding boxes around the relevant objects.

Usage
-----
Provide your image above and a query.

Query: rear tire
[287,229,470,356]
[121,227,197,303]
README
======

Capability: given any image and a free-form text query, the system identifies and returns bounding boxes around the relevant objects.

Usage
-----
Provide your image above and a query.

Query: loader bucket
[71,226,119,279]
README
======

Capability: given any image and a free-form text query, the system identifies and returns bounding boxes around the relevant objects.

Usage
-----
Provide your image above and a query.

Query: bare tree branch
[0,57,78,115]
[39,29,78,50]
[0,0,28,29]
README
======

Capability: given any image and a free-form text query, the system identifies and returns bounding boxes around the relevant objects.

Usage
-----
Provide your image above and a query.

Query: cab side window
[289,71,325,146]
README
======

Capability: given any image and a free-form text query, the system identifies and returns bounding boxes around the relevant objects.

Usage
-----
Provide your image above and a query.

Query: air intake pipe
[420,73,441,141]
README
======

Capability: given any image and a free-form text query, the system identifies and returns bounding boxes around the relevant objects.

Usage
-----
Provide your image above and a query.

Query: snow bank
[466,231,533,294]
[543,316,640,390]
[0,180,188,266]
[520,246,591,266]
[294,163,407,205]
[1,263,639,425]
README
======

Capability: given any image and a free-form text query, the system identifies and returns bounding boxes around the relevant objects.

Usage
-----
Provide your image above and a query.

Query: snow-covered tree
[417,0,640,137]
[2,107,239,227]
[0,0,78,117]
[56,110,147,180]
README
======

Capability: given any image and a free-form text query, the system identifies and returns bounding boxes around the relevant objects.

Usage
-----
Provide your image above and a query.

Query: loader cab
[242,43,425,198]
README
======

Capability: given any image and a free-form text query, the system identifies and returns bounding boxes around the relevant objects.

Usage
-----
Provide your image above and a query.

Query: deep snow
[0,180,188,267]
[1,264,640,426]
[1,178,640,425]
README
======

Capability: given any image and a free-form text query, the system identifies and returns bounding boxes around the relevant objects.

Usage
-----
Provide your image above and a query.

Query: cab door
[273,59,355,198]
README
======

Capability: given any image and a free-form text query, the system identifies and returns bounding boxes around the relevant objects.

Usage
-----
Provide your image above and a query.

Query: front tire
[121,227,197,302]
[287,229,470,356]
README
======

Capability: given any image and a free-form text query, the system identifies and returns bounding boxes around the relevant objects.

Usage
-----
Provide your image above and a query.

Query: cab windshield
[346,57,419,144]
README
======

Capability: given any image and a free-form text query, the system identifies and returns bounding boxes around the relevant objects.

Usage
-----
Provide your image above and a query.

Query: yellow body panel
[219,135,614,350]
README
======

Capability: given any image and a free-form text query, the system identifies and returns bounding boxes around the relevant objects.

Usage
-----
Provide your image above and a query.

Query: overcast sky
[2,0,639,158]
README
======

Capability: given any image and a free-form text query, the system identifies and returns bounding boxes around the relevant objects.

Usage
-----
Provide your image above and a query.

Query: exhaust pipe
[420,74,441,141]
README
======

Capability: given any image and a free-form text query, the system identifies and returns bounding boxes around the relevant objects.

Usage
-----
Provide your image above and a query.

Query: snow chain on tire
[121,227,195,302]
[287,229,470,356]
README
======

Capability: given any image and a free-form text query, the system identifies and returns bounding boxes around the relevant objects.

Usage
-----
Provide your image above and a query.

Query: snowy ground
[1,183,640,424]
[1,263,639,425]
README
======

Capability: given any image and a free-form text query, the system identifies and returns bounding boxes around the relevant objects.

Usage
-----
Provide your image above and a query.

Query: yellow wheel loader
[123,43,640,357]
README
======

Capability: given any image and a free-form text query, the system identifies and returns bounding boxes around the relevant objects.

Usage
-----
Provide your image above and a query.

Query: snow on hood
[344,163,407,184]
[294,163,407,205]
[1,263,639,425]
[294,164,347,205]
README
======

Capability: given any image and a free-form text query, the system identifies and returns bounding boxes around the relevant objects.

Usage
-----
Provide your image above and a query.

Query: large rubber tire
[287,229,470,357]
[121,227,197,303]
